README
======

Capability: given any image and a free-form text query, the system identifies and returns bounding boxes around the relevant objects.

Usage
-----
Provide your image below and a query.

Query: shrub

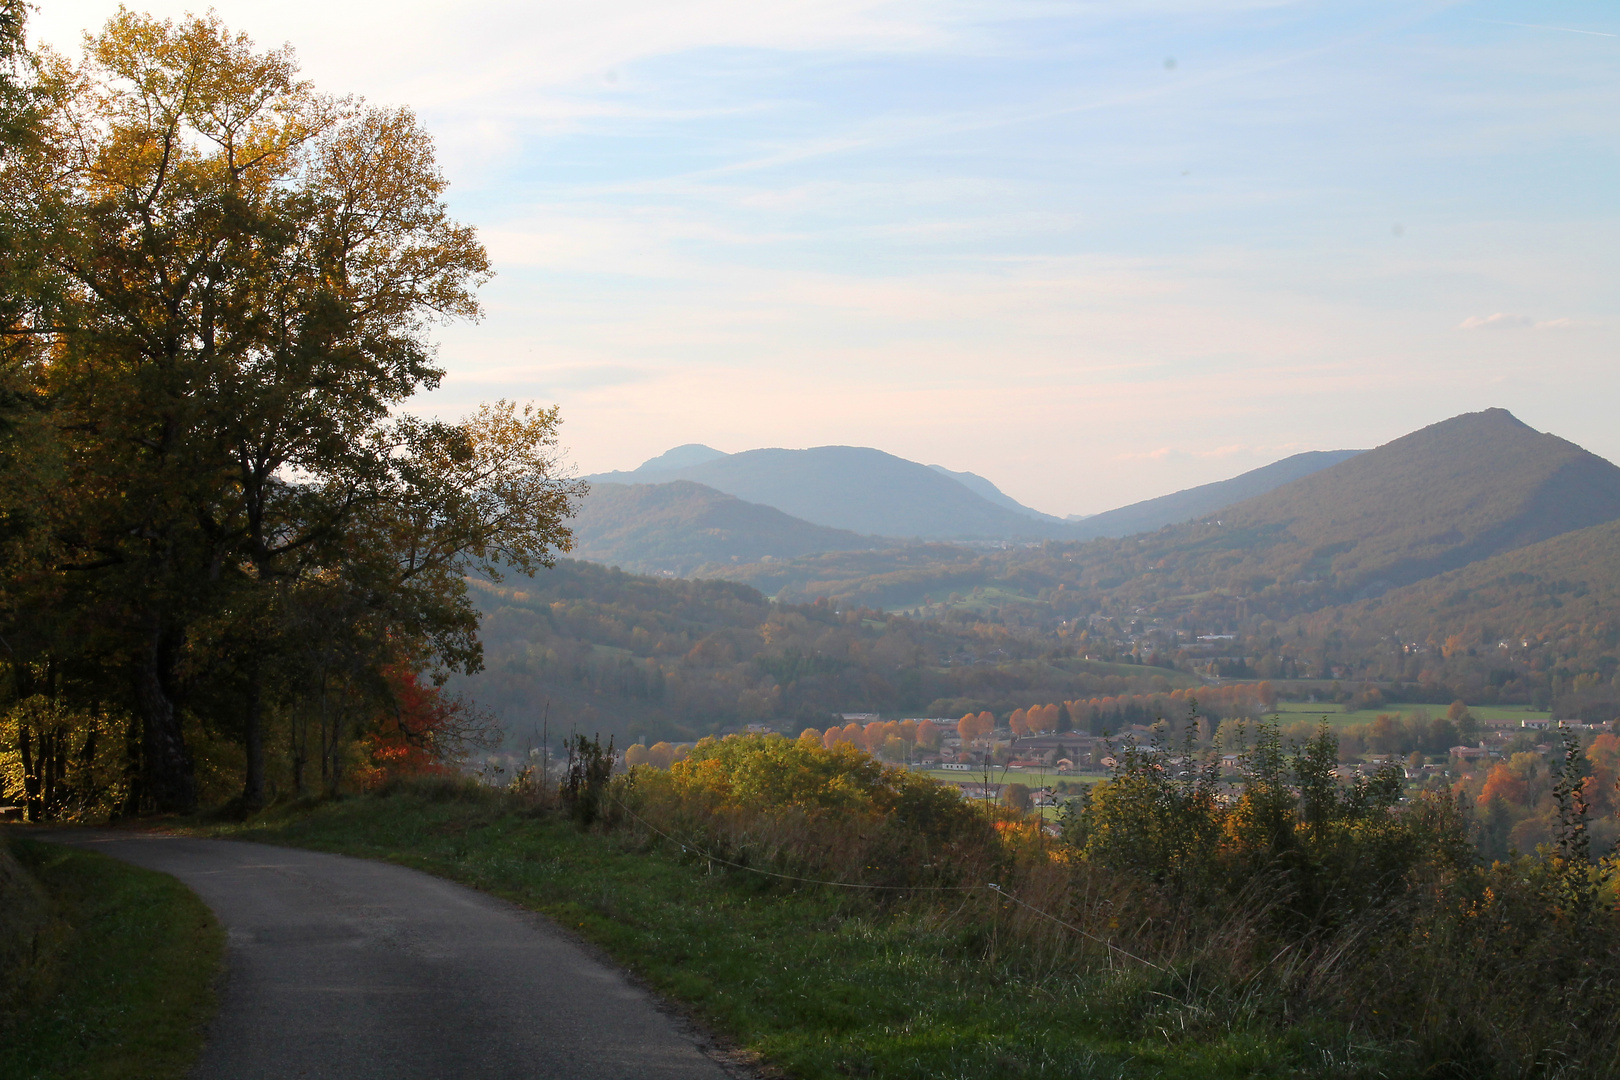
[621,733,998,892]
[599,724,1620,1075]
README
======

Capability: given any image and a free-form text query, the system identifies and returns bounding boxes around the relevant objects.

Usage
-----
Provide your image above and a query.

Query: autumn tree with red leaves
[355,666,498,787]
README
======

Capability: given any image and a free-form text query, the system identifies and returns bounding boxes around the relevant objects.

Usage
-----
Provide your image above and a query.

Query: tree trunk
[291,708,307,795]
[121,713,143,817]
[243,661,265,809]
[326,705,345,798]
[78,725,99,810]
[19,725,39,822]
[135,621,197,814]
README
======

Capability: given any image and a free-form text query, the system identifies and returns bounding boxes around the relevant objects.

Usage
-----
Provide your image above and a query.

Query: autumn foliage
[355,667,487,787]
[957,711,994,741]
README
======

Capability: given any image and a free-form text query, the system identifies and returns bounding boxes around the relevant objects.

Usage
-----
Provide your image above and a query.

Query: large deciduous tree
[3,11,581,811]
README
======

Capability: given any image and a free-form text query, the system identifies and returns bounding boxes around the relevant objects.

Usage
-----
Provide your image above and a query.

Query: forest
[454,561,1194,747]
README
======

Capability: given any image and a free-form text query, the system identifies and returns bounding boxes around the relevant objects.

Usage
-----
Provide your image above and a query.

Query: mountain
[926,464,1062,522]
[625,443,729,474]
[587,446,1068,540]
[569,481,882,576]
[707,409,1620,615]
[1071,449,1363,539]
[1200,409,1620,595]
[1293,517,1620,684]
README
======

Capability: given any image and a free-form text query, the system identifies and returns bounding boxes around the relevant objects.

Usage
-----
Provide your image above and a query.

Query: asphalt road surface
[53,832,735,1080]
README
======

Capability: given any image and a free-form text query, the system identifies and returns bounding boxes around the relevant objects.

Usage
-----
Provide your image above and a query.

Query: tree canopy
[0,8,581,816]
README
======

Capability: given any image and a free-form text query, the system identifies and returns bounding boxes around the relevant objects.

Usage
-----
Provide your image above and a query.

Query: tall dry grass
[595,728,1620,1077]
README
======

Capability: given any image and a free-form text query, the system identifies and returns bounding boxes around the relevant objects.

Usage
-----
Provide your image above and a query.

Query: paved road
[52,832,734,1080]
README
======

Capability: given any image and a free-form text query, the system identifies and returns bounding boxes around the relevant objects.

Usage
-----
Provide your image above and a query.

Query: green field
[1266,701,1551,729]
[919,767,1104,789]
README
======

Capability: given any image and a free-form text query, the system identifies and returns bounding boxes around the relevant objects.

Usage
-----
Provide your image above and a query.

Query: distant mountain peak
[926,464,1062,523]
[634,444,729,473]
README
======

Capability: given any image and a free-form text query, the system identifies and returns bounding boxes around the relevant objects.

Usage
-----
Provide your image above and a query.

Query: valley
[460,408,1620,745]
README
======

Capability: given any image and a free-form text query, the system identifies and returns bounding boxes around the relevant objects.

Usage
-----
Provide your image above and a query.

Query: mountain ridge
[569,480,883,576]
[586,445,1066,539]
[1072,449,1364,539]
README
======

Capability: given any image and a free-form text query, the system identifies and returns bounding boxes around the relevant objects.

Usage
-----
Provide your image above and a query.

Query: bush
[1067,720,1620,1074]
[621,733,998,892]
[600,725,1620,1075]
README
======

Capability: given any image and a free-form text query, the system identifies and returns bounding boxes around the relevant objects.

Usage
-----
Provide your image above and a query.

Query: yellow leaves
[70,9,320,199]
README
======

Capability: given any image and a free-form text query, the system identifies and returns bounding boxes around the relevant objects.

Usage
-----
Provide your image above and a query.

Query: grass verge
[0,837,223,1080]
[212,785,1395,1080]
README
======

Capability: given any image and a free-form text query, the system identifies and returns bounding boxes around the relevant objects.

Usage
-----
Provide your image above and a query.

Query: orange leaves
[957,712,994,742]
[355,665,468,787]
[1478,762,1530,808]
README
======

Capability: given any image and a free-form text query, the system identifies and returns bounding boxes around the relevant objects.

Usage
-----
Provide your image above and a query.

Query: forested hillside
[570,481,881,575]
[1279,518,1620,714]
[452,560,1194,745]
[1204,409,1620,593]
[649,410,1620,715]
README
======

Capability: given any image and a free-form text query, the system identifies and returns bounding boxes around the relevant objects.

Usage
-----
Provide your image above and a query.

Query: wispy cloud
[1456,314,1594,331]
[1457,313,1534,330]
[1475,18,1617,40]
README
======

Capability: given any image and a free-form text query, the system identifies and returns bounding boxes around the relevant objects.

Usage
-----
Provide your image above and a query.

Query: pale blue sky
[36,1,1620,514]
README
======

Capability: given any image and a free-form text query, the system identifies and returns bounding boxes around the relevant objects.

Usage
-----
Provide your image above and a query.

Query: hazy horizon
[33,0,1620,516]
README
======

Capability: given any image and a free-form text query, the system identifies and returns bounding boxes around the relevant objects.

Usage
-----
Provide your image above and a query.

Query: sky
[31,0,1620,516]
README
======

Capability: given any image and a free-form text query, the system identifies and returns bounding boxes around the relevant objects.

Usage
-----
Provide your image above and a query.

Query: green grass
[1267,700,1551,729]
[0,838,222,1080]
[209,787,1398,1080]
[918,768,1104,789]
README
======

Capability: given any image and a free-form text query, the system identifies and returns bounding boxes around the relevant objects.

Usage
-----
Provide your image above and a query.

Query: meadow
[1267,700,1551,729]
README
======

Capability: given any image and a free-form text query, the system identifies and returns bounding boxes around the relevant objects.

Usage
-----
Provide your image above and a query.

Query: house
[1520,718,1554,730]
[940,762,971,771]
[1451,745,1491,761]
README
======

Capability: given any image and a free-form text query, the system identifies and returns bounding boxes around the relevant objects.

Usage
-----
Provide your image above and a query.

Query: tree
[1477,762,1528,808]
[354,665,497,788]
[1002,782,1032,812]
[9,12,579,810]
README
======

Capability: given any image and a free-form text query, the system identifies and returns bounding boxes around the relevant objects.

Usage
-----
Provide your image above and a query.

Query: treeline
[1063,683,1277,734]
[1274,703,1483,763]
[0,8,577,817]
